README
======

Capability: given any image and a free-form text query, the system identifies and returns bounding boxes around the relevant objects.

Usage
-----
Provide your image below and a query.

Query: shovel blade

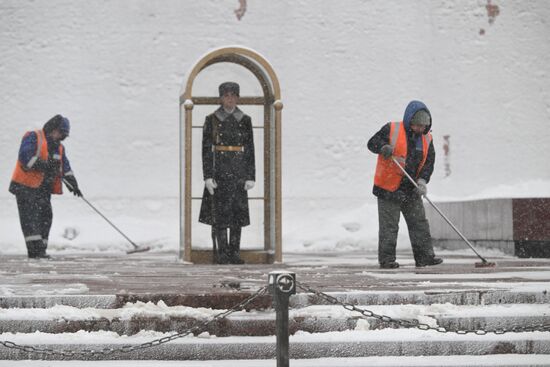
[126,246,151,254]
[475,261,497,268]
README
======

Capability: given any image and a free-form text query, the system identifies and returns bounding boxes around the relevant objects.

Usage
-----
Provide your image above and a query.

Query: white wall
[1,0,549,212]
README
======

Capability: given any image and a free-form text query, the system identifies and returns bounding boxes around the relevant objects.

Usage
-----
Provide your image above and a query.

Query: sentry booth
[179,46,283,264]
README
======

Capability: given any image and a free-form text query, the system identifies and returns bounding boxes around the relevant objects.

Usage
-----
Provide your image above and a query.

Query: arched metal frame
[179,46,283,264]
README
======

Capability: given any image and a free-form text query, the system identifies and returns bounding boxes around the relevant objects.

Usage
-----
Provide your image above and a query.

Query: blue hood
[403,100,432,133]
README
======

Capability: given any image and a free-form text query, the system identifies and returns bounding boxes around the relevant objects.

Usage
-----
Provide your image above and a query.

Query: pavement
[1,250,549,308]
[1,250,550,364]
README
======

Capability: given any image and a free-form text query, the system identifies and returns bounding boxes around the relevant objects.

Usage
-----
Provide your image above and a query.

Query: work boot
[34,252,51,260]
[26,240,42,259]
[36,239,51,259]
[415,257,443,268]
[379,261,399,269]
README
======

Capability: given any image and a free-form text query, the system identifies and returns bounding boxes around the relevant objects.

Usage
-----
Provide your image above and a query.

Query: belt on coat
[213,145,244,152]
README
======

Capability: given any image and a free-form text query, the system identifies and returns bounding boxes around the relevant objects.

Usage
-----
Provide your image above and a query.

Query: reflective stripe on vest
[373,122,431,192]
[11,130,64,194]
[417,134,432,177]
[26,130,44,170]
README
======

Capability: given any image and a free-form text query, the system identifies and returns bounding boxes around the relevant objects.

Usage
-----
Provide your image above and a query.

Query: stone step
[3,355,550,366]
[0,304,548,336]
[1,329,549,360]
[1,288,549,310]
[291,289,550,307]
[1,314,548,336]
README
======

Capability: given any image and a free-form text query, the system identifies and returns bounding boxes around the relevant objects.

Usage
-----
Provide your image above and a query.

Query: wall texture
[1,0,549,205]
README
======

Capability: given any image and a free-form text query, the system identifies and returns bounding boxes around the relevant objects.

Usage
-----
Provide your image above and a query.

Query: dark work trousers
[377,195,435,265]
[212,226,242,264]
[15,192,52,257]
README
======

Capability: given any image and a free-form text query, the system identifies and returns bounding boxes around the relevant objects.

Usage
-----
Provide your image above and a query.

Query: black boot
[26,240,43,259]
[36,239,51,259]
[211,227,218,264]
[229,227,244,264]
[215,228,231,265]
[415,257,443,268]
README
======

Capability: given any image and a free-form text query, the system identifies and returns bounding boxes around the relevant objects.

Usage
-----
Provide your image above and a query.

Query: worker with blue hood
[9,114,82,259]
[367,101,442,269]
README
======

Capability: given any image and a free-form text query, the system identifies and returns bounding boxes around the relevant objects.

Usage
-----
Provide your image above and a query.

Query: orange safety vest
[11,130,64,194]
[374,121,432,192]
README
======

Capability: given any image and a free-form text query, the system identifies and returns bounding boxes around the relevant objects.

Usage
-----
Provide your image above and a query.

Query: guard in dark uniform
[199,82,256,264]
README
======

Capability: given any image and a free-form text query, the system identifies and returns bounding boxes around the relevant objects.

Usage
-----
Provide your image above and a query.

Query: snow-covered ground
[1,180,550,256]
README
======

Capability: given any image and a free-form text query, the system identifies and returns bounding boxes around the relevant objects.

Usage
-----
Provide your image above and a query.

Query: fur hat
[218,82,240,97]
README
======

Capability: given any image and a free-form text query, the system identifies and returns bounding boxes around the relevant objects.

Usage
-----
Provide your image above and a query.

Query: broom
[391,157,496,268]
[62,179,151,254]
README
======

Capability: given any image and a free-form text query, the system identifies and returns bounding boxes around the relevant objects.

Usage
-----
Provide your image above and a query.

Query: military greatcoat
[198,107,255,228]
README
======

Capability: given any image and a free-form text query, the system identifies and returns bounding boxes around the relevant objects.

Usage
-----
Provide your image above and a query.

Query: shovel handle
[390,157,489,263]
[62,178,139,249]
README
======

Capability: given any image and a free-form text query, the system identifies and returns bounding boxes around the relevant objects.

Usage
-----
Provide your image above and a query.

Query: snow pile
[0,301,221,322]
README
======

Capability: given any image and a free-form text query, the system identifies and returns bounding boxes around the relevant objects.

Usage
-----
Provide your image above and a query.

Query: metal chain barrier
[2,277,550,361]
[296,281,550,335]
[0,285,269,358]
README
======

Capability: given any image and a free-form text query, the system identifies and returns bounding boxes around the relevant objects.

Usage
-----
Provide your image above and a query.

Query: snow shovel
[62,179,151,254]
[390,157,496,268]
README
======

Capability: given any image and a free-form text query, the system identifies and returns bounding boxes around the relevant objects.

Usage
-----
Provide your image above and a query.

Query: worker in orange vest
[368,101,442,269]
[9,115,82,259]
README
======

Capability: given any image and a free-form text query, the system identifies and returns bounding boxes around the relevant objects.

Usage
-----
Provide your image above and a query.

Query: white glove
[416,179,427,196]
[244,180,255,191]
[205,178,217,195]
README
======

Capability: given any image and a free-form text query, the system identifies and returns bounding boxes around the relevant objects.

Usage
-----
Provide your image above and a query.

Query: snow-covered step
[4,355,550,367]
[1,314,547,337]
[1,329,550,360]
[0,295,117,310]
[1,288,550,310]
[0,303,548,336]
[291,289,550,307]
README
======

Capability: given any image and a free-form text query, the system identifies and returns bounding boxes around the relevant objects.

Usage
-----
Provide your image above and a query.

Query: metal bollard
[268,271,296,367]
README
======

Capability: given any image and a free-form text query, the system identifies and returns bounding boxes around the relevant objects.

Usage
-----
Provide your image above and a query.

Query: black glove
[64,176,82,197]
[380,144,394,159]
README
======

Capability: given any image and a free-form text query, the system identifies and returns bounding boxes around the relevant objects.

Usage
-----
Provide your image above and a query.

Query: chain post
[268,271,296,367]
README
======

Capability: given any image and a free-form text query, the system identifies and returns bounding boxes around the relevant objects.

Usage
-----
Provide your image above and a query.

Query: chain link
[296,281,550,335]
[0,285,269,358]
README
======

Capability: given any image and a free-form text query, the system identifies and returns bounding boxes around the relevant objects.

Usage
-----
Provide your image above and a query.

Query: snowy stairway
[1,291,550,361]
